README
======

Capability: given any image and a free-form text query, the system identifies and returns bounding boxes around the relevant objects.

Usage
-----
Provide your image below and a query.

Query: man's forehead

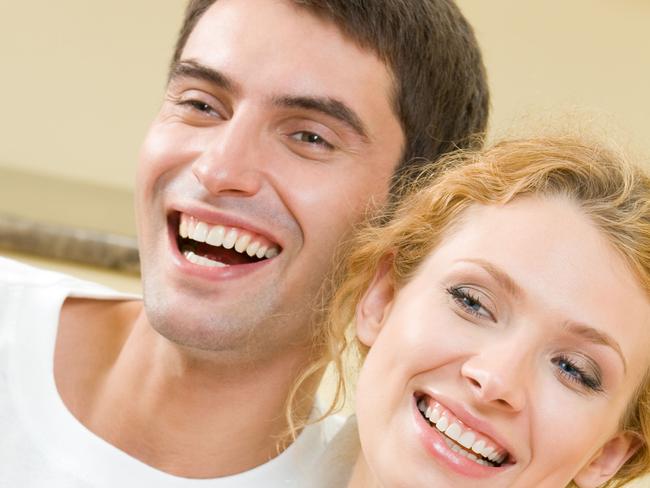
[181,0,391,87]
[176,0,401,138]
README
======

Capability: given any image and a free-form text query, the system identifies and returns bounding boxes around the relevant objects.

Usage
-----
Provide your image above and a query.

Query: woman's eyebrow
[461,258,524,299]
[461,258,628,372]
[563,321,627,373]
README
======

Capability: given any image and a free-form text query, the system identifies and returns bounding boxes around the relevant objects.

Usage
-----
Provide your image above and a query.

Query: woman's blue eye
[446,286,495,321]
[552,356,603,393]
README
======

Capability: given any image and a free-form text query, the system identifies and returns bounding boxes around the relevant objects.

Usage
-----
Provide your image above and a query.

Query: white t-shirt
[0,257,343,487]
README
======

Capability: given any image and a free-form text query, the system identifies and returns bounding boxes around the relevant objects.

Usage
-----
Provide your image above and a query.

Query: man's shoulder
[0,257,137,300]
[0,256,71,287]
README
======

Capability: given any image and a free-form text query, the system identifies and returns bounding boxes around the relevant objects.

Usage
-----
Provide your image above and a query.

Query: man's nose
[460,336,530,413]
[191,116,265,197]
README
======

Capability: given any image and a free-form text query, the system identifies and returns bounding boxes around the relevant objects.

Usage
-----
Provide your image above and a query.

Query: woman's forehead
[408,197,650,375]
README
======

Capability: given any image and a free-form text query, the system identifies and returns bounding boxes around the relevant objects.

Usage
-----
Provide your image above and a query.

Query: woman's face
[354,196,650,488]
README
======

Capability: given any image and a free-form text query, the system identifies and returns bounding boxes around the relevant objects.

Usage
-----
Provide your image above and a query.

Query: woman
[300,136,650,487]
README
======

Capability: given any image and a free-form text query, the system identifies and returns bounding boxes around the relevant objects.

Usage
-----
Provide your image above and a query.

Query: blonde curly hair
[289,135,650,487]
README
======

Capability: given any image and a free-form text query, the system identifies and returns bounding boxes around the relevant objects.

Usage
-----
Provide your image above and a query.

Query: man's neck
[55,298,319,478]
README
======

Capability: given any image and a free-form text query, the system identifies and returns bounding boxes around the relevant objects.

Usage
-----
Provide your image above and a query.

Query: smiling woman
[298,135,650,487]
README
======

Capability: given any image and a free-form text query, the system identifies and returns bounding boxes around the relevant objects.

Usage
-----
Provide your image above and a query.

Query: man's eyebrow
[169,60,241,95]
[272,95,369,140]
[563,321,628,373]
[463,258,524,299]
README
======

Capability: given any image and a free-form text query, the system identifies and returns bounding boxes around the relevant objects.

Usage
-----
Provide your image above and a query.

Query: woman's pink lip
[411,396,513,479]
[417,390,516,460]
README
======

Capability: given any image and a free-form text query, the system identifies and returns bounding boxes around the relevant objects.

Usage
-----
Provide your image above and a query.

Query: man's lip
[415,390,516,464]
[166,218,275,280]
[168,204,285,250]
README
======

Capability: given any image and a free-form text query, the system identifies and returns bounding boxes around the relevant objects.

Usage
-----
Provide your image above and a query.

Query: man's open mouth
[173,213,282,268]
[415,394,513,468]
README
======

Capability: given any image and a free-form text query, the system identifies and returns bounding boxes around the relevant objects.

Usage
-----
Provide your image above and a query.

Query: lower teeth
[184,251,228,268]
[443,437,490,466]
[419,404,498,467]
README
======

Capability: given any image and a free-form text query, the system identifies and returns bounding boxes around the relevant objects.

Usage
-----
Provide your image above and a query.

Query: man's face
[135,0,404,358]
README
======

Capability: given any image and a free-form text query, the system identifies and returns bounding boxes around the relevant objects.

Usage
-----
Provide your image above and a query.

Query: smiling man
[0,0,488,486]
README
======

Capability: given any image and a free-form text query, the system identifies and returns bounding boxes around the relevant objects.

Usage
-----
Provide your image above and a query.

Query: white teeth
[429,406,441,423]
[222,229,238,249]
[180,218,189,238]
[246,241,260,257]
[418,398,509,467]
[444,423,462,442]
[193,222,209,242]
[265,247,279,259]
[256,246,268,259]
[183,251,228,268]
[459,431,476,449]
[472,439,486,455]
[444,432,491,467]
[418,398,427,412]
[179,216,280,260]
[235,234,251,253]
[206,225,225,246]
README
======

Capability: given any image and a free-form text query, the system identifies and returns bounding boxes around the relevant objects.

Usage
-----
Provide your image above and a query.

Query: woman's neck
[348,451,381,488]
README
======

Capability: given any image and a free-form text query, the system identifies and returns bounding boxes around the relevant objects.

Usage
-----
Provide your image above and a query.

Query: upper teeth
[417,397,508,466]
[179,214,280,260]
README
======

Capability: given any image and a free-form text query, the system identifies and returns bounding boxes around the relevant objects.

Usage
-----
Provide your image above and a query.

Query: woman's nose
[460,339,530,413]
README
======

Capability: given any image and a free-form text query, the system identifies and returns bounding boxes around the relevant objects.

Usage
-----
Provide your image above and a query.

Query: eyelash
[175,99,335,152]
[446,286,495,321]
[290,131,335,150]
[552,356,603,393]
[178,99,219,117]
[447,286,604,393]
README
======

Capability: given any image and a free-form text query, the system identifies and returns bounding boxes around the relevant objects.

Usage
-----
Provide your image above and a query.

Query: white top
[311,416,359,488]
[0,257,343,487]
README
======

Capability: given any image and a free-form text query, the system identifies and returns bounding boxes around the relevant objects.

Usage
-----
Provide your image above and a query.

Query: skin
[54,0,404,478]
[350,196,650,487]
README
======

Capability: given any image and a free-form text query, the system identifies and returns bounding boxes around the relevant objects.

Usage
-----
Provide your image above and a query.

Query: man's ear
[573,432,642,488]
[355,258,395,348]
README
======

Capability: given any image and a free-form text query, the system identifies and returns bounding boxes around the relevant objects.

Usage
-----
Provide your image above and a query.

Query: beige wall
[0,1,184,191]
[0,0,648,195]
[459,0,650,152]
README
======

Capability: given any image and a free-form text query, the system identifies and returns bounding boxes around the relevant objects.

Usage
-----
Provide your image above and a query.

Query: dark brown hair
[171,0,490,189]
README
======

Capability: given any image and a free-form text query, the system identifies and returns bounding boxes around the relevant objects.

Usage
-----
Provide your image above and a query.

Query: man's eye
[290,131,334,150]
[179,99,219,117]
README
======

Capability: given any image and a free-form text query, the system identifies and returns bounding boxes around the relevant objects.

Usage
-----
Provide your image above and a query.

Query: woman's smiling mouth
[413,393,515,475]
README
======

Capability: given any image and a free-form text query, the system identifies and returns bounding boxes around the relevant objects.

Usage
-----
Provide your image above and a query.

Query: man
[0,0,488,485]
